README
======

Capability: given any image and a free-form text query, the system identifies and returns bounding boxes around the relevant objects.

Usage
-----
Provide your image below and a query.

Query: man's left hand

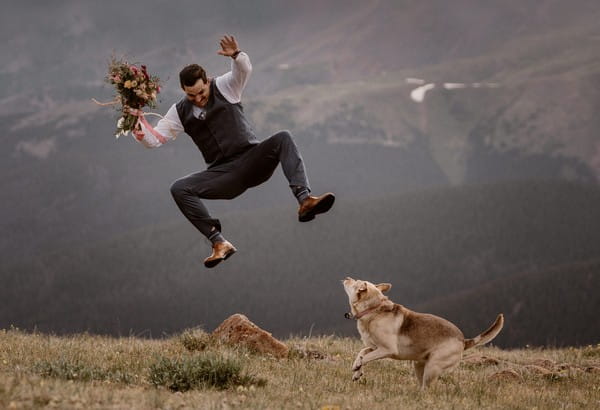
[217,35,240,57]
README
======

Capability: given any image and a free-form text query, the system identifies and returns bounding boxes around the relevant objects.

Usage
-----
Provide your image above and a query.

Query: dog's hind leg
[421,360,443,389]
[414,361,425,387]
[421,346,462,388]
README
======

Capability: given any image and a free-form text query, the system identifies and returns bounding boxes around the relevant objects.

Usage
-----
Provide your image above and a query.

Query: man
[129,35,335,268]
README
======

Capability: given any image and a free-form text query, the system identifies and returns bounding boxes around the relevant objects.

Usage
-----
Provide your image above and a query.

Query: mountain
[2,1,600,345]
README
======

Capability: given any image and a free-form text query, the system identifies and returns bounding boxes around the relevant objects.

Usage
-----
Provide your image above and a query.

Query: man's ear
[376,283,392,293]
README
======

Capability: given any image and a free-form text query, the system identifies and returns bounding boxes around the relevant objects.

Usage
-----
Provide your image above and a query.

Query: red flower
[141,65,150,81]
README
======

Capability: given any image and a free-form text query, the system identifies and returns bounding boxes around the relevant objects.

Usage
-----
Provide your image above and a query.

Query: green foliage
[33,358,133,384]
[148,354,265,392]
[179,328,212,352]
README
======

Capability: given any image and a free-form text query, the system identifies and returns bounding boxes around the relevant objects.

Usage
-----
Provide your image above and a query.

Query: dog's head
[342,277,391,315]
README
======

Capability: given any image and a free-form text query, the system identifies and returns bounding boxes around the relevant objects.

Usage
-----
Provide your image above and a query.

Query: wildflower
[124,80,133,89]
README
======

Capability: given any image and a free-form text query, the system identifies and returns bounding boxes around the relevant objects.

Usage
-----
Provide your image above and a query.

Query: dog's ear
[376,283,392,293]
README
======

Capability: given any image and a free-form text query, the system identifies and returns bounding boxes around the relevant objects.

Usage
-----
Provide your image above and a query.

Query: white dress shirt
[134,52,252,148]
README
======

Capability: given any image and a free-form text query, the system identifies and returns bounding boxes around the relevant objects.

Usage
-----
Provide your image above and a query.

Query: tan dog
[343,277,504,388]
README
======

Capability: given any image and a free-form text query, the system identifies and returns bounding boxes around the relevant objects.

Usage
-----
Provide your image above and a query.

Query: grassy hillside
[2,181,599,346]
[0,329,599,409]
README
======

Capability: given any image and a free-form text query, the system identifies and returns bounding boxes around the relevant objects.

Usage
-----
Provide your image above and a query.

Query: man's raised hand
[217,35,240,57]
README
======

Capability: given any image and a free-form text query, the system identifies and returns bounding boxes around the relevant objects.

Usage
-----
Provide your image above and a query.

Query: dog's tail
[464,313,504,350]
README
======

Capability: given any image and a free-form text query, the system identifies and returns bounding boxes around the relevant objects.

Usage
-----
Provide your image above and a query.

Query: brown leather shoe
[204,240,237,268]
[298,192,335,222]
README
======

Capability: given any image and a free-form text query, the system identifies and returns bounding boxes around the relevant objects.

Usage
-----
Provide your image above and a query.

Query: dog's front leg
[352,347,374,381]
[352,347,374,371]
[352,347,395,381]
[360,347,394,366]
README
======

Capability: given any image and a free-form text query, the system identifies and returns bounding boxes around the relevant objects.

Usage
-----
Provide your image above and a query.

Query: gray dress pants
[170,130,310,239]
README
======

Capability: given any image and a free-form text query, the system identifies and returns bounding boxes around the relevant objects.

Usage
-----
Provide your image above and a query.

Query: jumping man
[129,35,335,268]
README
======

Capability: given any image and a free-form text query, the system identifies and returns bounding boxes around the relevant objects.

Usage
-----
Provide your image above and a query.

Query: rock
[556,362,583,372]
[488,369,523,382]
[289,345,327,360]
[524,364,553,376]
[463,354,500,366]
[212,314,289,358]
[529,358,556,369]
[585,366,600,373]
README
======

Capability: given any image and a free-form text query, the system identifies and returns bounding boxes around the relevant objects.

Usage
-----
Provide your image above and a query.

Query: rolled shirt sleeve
[215,52,252,103]
[134,103,183,148]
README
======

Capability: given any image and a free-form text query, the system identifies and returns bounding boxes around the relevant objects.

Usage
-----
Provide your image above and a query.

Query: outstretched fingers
[221,34,235,45]
[217,34,239,56]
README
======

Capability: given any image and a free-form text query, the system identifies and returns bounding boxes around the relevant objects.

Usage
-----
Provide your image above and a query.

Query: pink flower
[130,65,138,75]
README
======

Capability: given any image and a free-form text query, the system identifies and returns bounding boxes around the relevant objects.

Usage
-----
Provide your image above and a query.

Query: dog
[343,277,504,388]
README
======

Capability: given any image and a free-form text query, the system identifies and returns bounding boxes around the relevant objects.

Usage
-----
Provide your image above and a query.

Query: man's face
[183,78,210,108]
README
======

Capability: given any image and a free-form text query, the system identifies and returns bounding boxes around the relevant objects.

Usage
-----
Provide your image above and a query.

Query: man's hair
[179,64,207,88]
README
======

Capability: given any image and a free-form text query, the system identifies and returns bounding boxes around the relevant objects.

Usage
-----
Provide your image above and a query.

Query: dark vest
[176,80,258,167]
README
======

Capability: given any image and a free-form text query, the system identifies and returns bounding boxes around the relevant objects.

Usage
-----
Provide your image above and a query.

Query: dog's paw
[352,369,363,381]
[352,359,362,372]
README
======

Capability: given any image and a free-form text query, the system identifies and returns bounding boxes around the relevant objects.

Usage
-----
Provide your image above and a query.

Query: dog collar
[345,302,383,320]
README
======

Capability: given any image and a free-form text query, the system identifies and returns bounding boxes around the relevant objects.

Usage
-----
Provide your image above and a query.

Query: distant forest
[2,180,599,347]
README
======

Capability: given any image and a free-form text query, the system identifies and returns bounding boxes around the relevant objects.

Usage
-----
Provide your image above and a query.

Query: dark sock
[292,185,310,204]
[208,231,226,245]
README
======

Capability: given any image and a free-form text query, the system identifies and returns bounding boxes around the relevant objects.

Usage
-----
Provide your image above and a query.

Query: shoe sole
[299,193,335,222]
[204,248,237,268]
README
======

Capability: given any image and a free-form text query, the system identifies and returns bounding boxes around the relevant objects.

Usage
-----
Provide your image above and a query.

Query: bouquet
[104,57,161,138]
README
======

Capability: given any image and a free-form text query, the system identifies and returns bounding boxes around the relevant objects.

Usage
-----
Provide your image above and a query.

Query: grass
[0,328,599,409]
[148,354,265,392]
